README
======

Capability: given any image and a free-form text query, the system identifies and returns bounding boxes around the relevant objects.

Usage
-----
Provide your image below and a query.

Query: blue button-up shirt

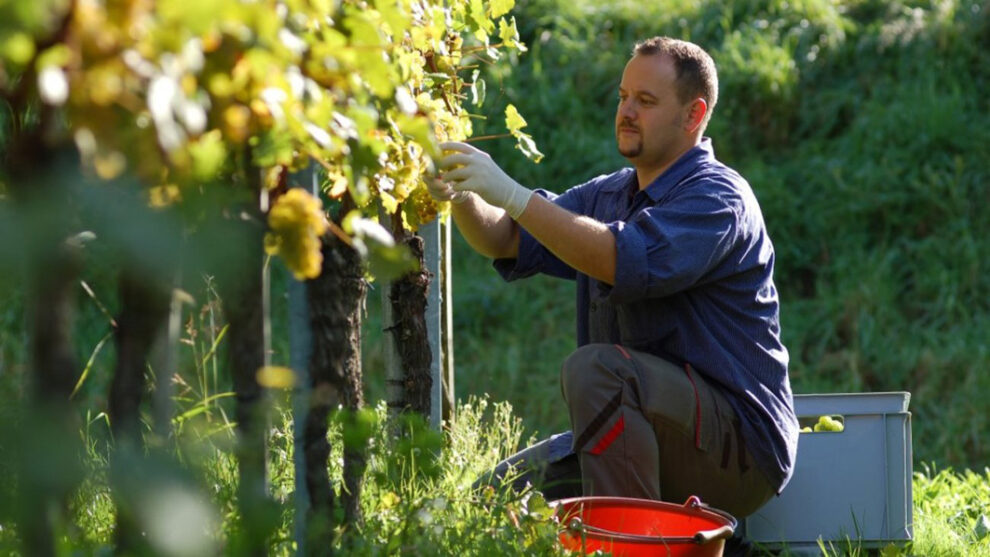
[494,139,799,491]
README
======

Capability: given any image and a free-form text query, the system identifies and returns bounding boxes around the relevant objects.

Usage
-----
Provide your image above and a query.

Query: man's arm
[448,193,520,260]
[438,141,616,284]
[515,194,616,284]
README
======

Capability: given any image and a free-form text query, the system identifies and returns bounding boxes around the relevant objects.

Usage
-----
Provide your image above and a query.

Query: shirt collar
[641,137,715,201]
[596,138,716,198]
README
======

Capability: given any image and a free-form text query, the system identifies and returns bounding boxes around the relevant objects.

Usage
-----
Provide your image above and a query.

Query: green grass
[5,380,990,555]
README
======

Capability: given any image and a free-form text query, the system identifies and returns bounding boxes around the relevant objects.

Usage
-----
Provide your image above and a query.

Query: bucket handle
[683,496,736,544]
[566,517,702,545]
[692,524,734,544]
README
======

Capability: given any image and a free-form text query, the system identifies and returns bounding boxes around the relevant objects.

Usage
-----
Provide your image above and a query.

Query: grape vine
[0,0,539,279]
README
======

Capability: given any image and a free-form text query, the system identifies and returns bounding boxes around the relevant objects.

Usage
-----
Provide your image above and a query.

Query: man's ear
[684,98,708,133]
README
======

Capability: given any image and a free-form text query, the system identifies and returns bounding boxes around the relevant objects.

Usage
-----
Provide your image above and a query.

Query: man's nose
[618,99,636,120]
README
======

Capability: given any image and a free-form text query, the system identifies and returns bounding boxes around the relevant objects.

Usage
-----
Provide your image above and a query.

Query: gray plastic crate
[743,392,913,552]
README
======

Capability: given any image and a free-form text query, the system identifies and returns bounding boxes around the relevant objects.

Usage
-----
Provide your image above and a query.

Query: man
[429,36,798,518]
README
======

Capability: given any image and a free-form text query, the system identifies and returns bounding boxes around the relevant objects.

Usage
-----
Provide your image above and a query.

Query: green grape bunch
[800,415,844,433]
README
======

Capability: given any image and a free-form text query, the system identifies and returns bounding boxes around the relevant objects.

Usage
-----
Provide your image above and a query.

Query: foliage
[911,464,990,556]
[0,0,539,280]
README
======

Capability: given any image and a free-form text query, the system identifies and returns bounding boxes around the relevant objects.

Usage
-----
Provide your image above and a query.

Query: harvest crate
[742,392,913,553]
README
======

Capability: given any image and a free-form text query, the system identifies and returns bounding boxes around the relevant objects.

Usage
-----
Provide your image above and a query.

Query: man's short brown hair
[633,37,719,127]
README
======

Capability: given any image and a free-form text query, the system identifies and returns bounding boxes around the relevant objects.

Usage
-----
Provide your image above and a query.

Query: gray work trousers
[478,343,776,518]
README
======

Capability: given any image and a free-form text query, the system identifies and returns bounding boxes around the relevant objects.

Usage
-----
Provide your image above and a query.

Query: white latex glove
[425,174,471,204]
[438,141,533,219]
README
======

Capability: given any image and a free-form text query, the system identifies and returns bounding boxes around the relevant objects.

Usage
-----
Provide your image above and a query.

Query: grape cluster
[800,415,845,433]
[264,188,328,280]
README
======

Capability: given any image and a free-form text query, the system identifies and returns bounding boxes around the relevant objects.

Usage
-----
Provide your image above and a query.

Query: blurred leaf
[339,407,378,451]
[488,0,515,19]
[157,0,225,37]
[512,131,543,163]
[35,43,69,69]
[189,130,229,181]
[256,365,297,389]
[467,0,494,42]
[525,492,551,520]
[498,16,526,52]
[470,69,486,106]
[366,238,417,281]
[1,32,35,65]
[374,0,411,36]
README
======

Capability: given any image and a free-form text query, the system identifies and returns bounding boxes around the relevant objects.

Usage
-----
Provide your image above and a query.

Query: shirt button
[590,302,597,312]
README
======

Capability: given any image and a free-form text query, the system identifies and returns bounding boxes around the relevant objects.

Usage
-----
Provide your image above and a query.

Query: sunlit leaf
[374,0,411,37]
[498,17,526,52]
[504,103,527,132]
[488,0,515,19]
[467,0,494,42]
[323,167,349,199]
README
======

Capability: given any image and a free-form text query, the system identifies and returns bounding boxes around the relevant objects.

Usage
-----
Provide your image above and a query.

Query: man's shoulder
[680,158,751,196]
[690,155,744,181]
[579,167,635,194]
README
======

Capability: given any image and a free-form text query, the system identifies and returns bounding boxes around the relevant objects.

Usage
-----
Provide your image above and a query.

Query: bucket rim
[552,495,737,545]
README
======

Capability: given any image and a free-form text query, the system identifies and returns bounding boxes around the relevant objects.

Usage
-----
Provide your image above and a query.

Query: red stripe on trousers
[589,415,625,455]
[683,364,702,449]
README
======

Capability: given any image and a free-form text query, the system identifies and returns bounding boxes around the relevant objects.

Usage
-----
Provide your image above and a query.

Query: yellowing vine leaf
[504,103,528,133]
[505,104,543,162]
[488,0,515,19]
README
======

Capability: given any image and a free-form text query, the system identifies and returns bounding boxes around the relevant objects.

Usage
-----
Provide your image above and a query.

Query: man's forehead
[619,54,676,91]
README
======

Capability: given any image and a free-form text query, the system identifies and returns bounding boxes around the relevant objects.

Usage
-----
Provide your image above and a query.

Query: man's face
[615,54,691,171]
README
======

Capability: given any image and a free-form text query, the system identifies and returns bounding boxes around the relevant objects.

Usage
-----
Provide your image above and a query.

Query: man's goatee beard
[618,143,642,158]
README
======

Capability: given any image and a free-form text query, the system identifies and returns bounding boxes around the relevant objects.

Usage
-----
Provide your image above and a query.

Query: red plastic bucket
[553,496,736,556]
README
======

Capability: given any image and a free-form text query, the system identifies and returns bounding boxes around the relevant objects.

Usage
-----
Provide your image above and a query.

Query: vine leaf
[505,104,543,163]
[470,69,486,106]
[488,0,515,19]
[498,17,526,52]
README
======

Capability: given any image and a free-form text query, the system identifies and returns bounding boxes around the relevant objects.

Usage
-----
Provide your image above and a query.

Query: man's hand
[438,142,533,219]
[425,174,471,204]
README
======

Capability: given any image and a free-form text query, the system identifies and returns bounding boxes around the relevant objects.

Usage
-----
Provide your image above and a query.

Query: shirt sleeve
[494,176,607,281]
[603,180,746,303]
